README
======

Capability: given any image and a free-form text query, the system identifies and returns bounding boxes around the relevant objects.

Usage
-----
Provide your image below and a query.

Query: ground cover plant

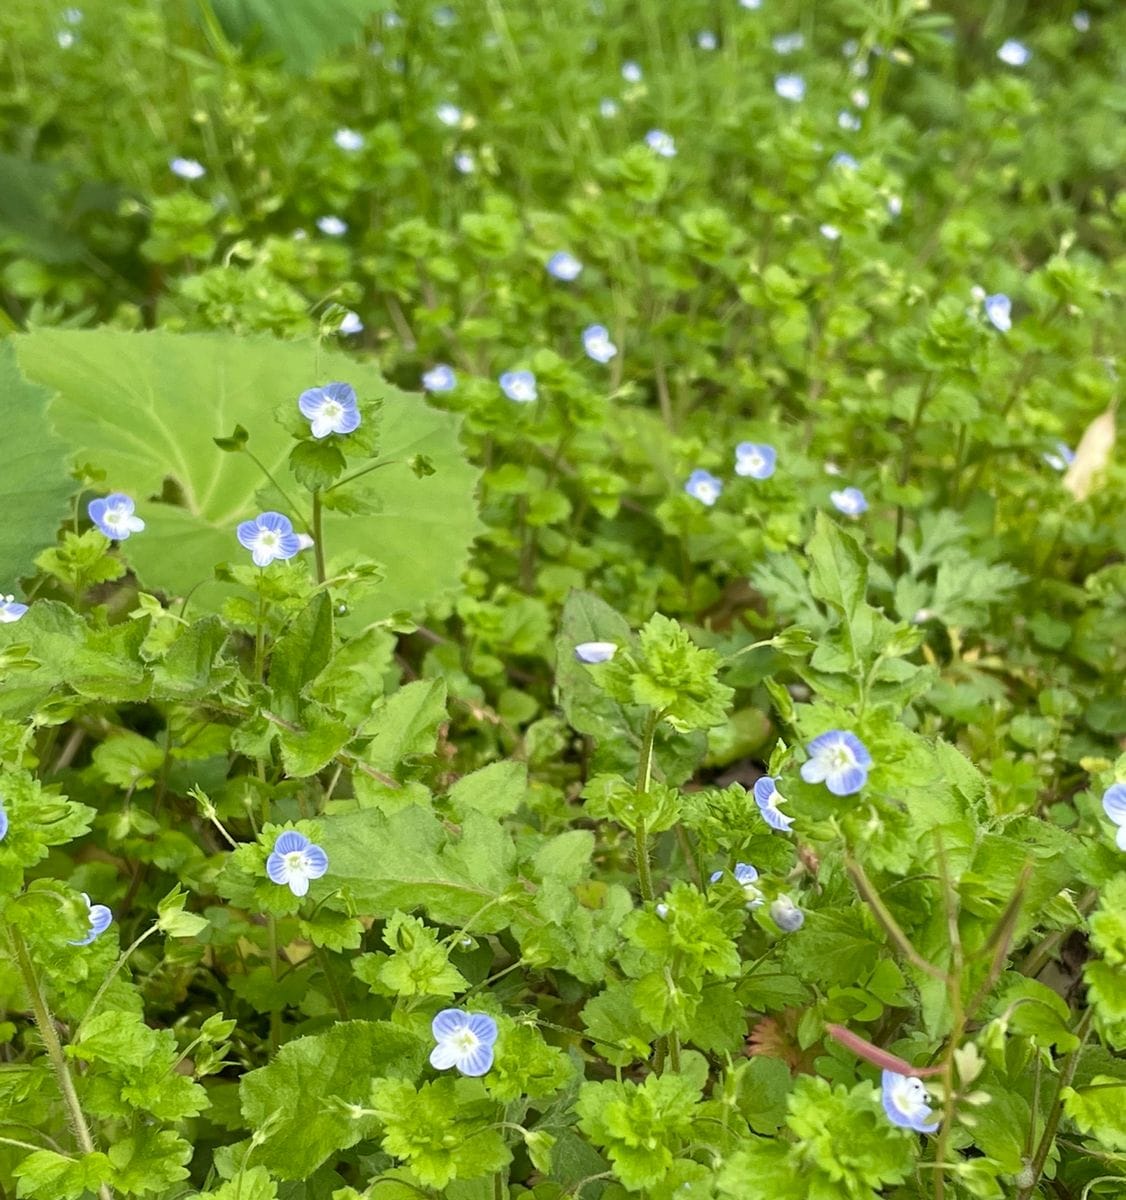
[1,0,1125,1197]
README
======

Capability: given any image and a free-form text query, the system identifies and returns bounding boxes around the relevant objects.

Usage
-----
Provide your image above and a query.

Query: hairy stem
[311,489,327,585]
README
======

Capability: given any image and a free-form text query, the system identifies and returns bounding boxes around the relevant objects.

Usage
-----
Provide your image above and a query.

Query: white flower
[774,73,806,101]
[998,39,1031,66]
[454,151,476,174]
[820,223,841,241]
[1073,12,1090,32]
[697,31,717,51]
[338,310,364,335]
[574,641,617,664]
[622,61,642,83]
[436,103,462,127]
[170,157,206,180]
[772,32,804,54]
[316,215,348,237]
[599,98,619,118]
[334,128,365,152]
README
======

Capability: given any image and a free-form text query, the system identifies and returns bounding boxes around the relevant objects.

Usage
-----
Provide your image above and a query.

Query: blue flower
[599,98,619,118]
[237,512,303,567]
[1073,11,1090,32]
[684,469,723,506]
[775,73,806,101]
[831,487,868,516]
[997,39,1031,66]
[88,493,145,540]
[772,32,804,54]
[436,103,462,127]
[547,251,583,281]
[800,730,872,796]
[770,895,804,932]
[430,1009,498,1076]
[838,110,862,131]
[0,594,28,624]
[753,777,793,831]
[645,129,677,157]
[316,215,348,237]
[1102,783,1126,851]
[339,310,364,335]
[735,442,776,480]
[500,371,537,403]
[734,862,764,908]
[621,61,643,83]
[266,831,329,898]
[68,893,113,946]
[820,223,842,241]
[984,293,1012,332]
[831,152,859,171]
[453,151,476,174]
[574,641,617,664]
[697,31,717,51]
[740,0,762,7]
[582,324,618,363]
[170,157,205,180]
[881,1071,939,1133]
[1043,441,1075,472]
[298,381,361,439]
[334,128,365,151]
[422,364,457,392]
[0,796,7,840]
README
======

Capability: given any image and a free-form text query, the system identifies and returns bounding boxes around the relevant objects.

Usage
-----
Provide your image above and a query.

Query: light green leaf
[14,329,482,623]
[807,511,868,623]
[447,761,528,820]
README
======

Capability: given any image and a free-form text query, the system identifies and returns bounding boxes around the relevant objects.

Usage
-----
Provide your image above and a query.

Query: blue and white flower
[57,28,76,48]
[621,61,643,83]
[655,902,670,919]
[1102,783,1126,851]
[684,469,723,506]
[430,1009,498,1076]
[170,157,205,180]
[0,796,8,840]
[887,194,903,218]
[740,0,762,8]
[436,103,462,127]
[266,831,329,898]
[338,310,364,335]
[316,215,348,237]
[1043,441,1075,472]
[1073,11,1090,32]
[63,7,83,23]
[582,324,618,363]
[997,39,1031,66]
[697,31,717,51]
[820,223,842,241]
[334,128,365,151]
[735,442,776,480]
[770,895,804,932]
[838,109,862,131]
[831,152,859,171]
[237,512,303,567]
[831,487,868,516]
[645,129,677,157]
[422,364,457,393]
[734,862,764,908]
[299,381,361,439]
[775,73,806,101]
[599,98,619,118]
[574,641,618,664]
[753,777,794,832]
[984,293,1012,332]
[881,1071,939,1133]
[68,893,113,946]
[88,493,145,540]
[772,32,804,54]
[800,730,872,796]
[453,151,476,174]
[500,371,538,403]
[0,595,28,623]
[547,251,583,281]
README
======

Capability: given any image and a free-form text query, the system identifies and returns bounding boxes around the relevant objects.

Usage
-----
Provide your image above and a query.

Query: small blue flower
[645,129,677,157]
[316,215,348,237]
[0,594,28,624]
[68,893,113,946]
[753,777,794,831]
[770,895,804,932]
[63,7,83,23]
[697,30,717,51]
[266,831,329,898]
[237,512,303,567]
[430,1009,498,1076]
[1073,11,1090,32]
[820,223,842,241]
[436,103,462,127]
[838,109,862,131]
[422,364,457,393]
[881,1071,939,1133]
[831,487,868,516]
[547,251,583,281]
[334,128,365,151]
[772,32,804,54]
[599,98,619,118]
[800,730,872,796]
[1043,441,1075,472]
[740,0,761,8]
[984,293,1012,332]
[734,862,764,908]
[298,381,361,439]
[655,901,670,919]
[0,796,7,840]
[775,73,806,101]
[887,194,903,217]
[453,151,476,174]
[831,152,859,171]
[621,61,642,83]
[574,641,618,664]
[735,442,776,480]
[170,157,205,180]
[500,371,537,403]
[88,493,145,540]
[582,324,618,363]
[997,39,1031,66]
[1102,783,1126,851]
[339,310,363,335]
[684,469,723,507]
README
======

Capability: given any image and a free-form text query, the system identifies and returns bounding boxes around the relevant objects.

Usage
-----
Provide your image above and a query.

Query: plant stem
[633,711,659,903]
[7,925,114,1200]
[78,923,159,1032]
[311,489,327,584]
[245,449,311,527]
[315,946,349,1021]
[268,916,281,1055]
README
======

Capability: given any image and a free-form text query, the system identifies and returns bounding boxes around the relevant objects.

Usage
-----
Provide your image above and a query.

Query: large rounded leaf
[15,329,482,621]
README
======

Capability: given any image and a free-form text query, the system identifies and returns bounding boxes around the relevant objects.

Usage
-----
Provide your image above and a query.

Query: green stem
[254,577,266,683]
[246,450,310,527]
[78,922,159,1032]
[268,916,281,1055]
[633,711,659,904]
[311,490,326,585]
[324,457,397,494]
[315,946,349,1021]
[7,926,114,1200]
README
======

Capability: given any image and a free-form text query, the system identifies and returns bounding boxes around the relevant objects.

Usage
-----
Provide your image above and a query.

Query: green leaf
[1062,1076,1126,1151]
[13,1150,112,1200]
[0,341,73,584]
[269,593,334,719]
[364,678,449,773]
[14,329,482,623]
[807,511,868,624]
[446,761,528,821]
[239,1020,425,1179]
[204,0,390,73]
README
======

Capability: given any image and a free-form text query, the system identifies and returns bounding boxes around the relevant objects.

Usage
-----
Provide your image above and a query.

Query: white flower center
[892,1077,928,1117]
[829,745,855,770]
[323,400,342,420]
[453,1029,479,1055]
[260,531,278,548]
[284,850,307,873]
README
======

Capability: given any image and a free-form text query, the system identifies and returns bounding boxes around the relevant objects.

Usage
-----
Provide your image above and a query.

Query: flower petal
[826,764,867,796]
[266,852,289,884]
[288,872,310,897]
[303,845,329,878]
[457,1043,495,1076]
[274,830,309,855]
[257,512,294,535]
[430,1041,461,1070]
[299,388,326,418]
[465,1012,499,1045]
[1102,783,1126,826]
[432,1008,468,1040]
